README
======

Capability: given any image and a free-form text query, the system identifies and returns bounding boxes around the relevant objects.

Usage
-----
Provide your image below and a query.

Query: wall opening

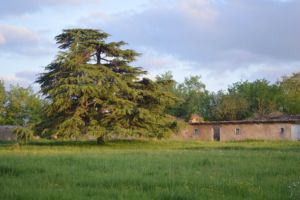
[291,125,300,140]
[213,127,220,141]
[235,128,241,135]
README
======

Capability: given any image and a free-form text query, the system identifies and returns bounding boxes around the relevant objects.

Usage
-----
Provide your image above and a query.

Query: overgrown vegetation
[13,127,34,144]
[0,140,299,200]
[157,71,300,121]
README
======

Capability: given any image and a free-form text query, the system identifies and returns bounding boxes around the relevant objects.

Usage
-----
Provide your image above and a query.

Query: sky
[0,0,299,91]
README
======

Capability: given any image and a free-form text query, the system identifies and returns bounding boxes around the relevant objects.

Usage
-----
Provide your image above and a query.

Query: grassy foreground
[0,140,300,200]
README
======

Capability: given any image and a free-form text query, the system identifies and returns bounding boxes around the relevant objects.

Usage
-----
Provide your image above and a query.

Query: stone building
[188,115,300,141]
[0,126,17,141]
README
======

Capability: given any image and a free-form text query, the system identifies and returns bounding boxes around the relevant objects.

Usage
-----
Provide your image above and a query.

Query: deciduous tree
[278,72,300,114]
[5,85,43,126]
[0,81,5,124]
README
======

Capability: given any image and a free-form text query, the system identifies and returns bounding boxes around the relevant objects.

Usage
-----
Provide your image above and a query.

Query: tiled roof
[190,115,300,125]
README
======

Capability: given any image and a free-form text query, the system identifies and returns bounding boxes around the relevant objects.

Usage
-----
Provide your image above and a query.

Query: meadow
[0,140,300,200]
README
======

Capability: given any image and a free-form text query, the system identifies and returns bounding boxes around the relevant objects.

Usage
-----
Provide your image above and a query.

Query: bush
[13,127,34,144]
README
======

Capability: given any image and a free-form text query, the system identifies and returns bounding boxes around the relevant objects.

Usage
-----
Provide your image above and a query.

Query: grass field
[0,140,300,200]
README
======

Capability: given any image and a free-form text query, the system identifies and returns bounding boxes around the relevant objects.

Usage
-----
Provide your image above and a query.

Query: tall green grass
[0,140,299,199]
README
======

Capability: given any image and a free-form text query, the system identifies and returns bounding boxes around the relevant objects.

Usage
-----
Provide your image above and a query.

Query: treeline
[0,71,299,138]
[157,72,300,121]
[2,71,298,128]
[1,71,299,129]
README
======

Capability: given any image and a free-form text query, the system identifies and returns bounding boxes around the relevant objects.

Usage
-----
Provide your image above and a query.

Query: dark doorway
[213,127,220,141]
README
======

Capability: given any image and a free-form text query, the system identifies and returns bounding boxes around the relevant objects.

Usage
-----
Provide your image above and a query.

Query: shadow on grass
[180,142,300,152]
[12,138,150,147]
[28,140,98,147]
[0,141,16,147]
[1,139,299,152]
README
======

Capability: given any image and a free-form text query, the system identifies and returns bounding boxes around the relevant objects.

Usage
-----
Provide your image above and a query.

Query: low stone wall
[219,123,292,141]
[0,126,17,141]
[189,123,294,141]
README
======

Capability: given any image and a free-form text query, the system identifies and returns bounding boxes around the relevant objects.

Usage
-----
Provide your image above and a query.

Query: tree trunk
[96,49,101,65]
[97,136,105,145]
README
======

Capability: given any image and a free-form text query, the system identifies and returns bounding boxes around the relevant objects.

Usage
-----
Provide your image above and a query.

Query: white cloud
[0,0,102,17]
[15,71,39,82]
[0,24,54,56]
[135,47,197,81]
[0,70,40,89]
[0,24,39,44]
[180,0,219,24]
[0,33,5,44]
[89,0,300,64]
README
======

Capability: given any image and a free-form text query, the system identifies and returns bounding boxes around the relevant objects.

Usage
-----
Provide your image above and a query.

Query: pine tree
[37,29,176,140]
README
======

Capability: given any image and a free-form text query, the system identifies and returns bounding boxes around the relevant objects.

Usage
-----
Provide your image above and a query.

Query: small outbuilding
[188,115,300,141]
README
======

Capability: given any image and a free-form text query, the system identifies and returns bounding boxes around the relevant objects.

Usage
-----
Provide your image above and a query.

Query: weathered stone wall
[189,123,294,141]
[291,125,300,140]
[219,123,292,141]
[0,126,17,141]
[181,125,213,141]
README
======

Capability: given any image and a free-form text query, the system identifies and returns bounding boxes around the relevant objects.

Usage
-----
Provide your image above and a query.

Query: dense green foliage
[156,73,209,120]
[0,84,44,126]
[13,127,34,144]
[0,81,5,124]
[37,29,176,139]
[209,79,283,120]
[5,85,44,126]
[1,70,299,132]
[161,71,300,121]
[279,73,300,114]
[0,140,299,200]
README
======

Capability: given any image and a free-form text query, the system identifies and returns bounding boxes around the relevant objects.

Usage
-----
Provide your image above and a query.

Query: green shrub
[13,127,34,144]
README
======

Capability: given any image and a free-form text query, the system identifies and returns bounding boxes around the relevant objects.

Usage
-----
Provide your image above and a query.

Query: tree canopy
[278,72,300,114]
[0,81,6,124]
[0,84,44,126]
[37,29,176,139]
[157,71,300,122]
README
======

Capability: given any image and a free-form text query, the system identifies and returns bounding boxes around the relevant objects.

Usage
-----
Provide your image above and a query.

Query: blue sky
[0,0,299,91]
